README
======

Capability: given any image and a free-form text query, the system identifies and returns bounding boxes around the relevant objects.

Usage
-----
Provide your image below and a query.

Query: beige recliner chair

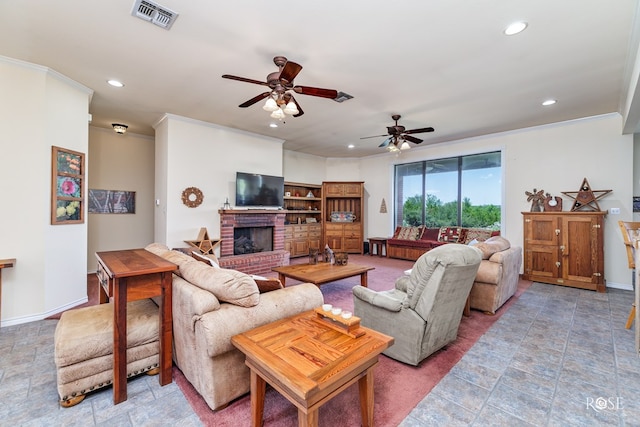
[352,244,482,366]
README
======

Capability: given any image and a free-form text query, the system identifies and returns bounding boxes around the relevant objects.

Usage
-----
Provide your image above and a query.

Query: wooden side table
[232,310,393,427]
[0,258,16,323]
[368,237,388,257]
[95,249,177,404]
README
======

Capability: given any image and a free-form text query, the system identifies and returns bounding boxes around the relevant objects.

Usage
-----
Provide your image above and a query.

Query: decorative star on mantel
[562,178,612,212]
[185,227,221,255]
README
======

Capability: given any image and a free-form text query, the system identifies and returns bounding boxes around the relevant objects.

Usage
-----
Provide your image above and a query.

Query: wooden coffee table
[272,262,374,287]
[231,309,394,427]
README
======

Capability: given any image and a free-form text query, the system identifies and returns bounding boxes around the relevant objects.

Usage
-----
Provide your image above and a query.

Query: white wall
[154,114,285,250]
[0,56,92,326]
[283,150,326,184]
[87,127,155,271]
[316,114,633,289]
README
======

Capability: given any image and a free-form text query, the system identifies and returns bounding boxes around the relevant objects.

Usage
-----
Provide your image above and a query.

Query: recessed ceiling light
[348,144,355,149]
[269,123,278,128]
[504,21,528,36]
[542,99,557,106]
[107,79,124,87]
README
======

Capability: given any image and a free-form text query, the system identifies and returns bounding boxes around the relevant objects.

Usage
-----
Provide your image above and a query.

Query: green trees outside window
[395,152,501,229]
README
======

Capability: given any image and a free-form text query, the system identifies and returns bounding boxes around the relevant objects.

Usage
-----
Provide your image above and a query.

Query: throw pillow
[438,227,462,243]
[473,236,511,260]
[251,275,284,293]
[145,242,170,257]
[179,261,259,307]
[463,228,495,244]
[396,226,422,240]
[191,251,220,268]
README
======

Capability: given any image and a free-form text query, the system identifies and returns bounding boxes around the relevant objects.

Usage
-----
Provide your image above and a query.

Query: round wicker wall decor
[181,187,204,208]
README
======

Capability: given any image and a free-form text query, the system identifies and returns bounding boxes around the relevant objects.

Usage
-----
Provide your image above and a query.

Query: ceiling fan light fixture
[400,141,411,150]
[263,97,279,112]
[283,100,299,115]
[270,108,285,119]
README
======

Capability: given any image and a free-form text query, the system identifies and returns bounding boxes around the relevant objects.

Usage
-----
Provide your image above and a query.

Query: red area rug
[176,254,532,426]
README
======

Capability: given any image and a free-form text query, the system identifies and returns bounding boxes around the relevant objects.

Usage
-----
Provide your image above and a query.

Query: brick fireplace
[218,210,289,275]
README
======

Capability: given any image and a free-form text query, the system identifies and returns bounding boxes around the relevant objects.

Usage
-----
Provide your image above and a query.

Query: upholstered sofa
[387,228,521,314]
[144,243,324,411]
[468,236,522,314]
[387,225,500,261]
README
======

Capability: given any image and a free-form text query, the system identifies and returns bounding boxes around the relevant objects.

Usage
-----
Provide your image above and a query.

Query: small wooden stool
[368,237,388,257]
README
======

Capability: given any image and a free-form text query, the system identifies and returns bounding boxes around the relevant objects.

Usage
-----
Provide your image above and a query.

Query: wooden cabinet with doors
[283,182,323,258]
[522,211,606,292]
[322,181,364,254]
[284,223,322,258]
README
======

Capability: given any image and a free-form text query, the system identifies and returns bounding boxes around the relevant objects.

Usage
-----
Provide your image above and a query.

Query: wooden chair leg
[625,304,636,329]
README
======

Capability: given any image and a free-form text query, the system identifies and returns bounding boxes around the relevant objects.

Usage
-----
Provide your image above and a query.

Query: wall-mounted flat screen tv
[235,172,284,208]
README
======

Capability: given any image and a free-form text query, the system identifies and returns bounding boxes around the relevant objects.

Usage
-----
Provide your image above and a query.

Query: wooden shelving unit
[284,182,323,258]
[323,181,364,254]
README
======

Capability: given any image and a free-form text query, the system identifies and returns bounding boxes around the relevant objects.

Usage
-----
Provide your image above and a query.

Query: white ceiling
[1,0,639,157]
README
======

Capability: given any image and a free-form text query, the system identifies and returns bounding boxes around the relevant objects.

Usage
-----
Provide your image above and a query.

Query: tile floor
[0,282,638,426]
[400,283,640,427]
[0,319,200,426]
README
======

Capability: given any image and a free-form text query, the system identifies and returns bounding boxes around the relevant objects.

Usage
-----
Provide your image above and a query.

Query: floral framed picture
[51,146,85,224]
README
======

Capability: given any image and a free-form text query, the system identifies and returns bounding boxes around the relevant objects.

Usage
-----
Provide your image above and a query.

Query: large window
[394,152,501,229]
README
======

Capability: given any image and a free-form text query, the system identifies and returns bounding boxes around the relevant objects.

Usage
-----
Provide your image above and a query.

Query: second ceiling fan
[222,56,338,118]
[361,114,435,150]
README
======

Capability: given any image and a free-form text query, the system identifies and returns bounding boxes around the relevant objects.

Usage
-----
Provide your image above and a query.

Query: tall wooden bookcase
[322,181,364,254]
[522,211,606,292]
[283,182,322,258]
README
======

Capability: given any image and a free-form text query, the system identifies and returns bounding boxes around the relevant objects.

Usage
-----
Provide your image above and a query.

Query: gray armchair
[352,244,482,366]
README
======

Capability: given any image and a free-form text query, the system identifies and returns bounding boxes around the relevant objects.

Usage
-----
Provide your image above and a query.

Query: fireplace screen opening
[234,226,274,255]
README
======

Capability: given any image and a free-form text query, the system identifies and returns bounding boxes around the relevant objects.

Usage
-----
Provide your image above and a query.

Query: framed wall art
[88,189,136,214]
[51,146,85,224]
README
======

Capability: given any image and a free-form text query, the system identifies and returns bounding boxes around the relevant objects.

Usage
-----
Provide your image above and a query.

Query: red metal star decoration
[562,178,611,212]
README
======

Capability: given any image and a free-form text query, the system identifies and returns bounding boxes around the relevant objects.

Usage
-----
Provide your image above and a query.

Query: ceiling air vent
[333,91,354,103]
[131,0,178,30]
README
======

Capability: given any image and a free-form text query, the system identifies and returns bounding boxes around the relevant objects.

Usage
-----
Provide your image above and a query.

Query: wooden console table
[0,258,16,323]
[95,249,177,404]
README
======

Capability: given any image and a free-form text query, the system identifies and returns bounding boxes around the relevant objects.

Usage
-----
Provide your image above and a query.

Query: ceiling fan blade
[403,134,423,144]
[360,134,389,140]
[293,86,338,99]
[279,61,303,84]
[222,74,269,86]
[404,127,435,135]
[238,92,271,108]
[378,137,392,148]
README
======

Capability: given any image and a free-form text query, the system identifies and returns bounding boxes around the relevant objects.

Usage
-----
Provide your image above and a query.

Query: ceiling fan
[221,56,338,118]
[361,114,434,150]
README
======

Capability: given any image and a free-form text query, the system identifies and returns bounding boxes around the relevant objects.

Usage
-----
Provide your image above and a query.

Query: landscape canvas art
[88,189,136,214]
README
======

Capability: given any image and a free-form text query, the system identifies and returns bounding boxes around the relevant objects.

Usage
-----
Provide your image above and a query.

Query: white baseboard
[0,296,88,328]
[606,282,633,291]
